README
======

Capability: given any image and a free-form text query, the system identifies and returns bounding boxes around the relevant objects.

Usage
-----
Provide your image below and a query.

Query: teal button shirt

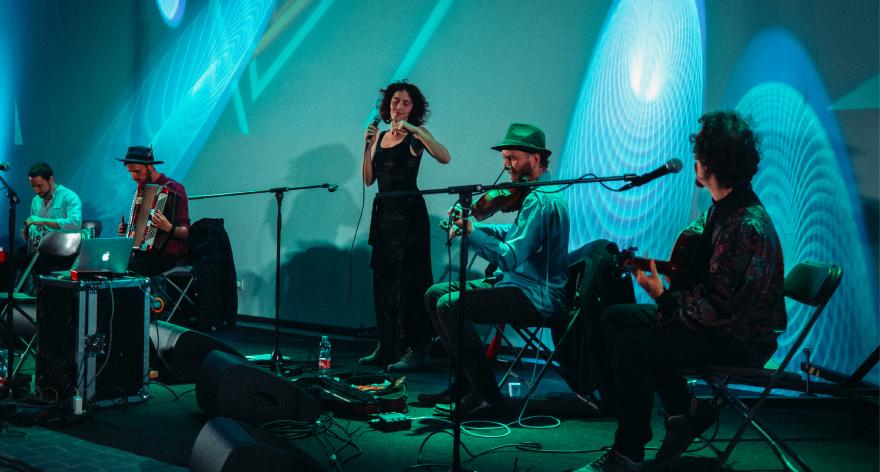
[28,183,83,238]
[468,173,570,318]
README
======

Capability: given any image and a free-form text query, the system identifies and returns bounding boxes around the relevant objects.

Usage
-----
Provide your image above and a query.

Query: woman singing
[360,81,451,371]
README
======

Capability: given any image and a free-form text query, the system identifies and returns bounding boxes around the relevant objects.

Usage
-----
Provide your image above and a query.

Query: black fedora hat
[490,123,552,157]
[117,146,164,165]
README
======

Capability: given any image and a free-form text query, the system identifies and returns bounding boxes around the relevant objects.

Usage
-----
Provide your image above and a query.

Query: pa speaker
[197,350,322,425]
[190,417,328,472]
[149,321,242,384]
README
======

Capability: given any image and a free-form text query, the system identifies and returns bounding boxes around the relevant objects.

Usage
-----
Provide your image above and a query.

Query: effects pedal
[369,412,411,432]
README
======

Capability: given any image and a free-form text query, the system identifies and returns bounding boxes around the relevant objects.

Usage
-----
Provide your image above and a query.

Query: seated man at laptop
[116,146,190,276]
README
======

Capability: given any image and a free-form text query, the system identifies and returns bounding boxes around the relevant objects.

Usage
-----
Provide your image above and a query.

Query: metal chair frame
[695,260,843,472]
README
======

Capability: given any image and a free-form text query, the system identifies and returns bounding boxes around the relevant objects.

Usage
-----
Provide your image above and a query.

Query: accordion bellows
[127,184,180,253]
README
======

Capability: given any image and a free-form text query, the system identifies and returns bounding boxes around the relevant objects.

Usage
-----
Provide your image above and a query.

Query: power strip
[369,412,411,432]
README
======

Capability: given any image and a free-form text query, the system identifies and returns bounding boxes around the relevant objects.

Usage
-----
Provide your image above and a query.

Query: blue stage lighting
[156,0,187,28]
[70,0,275,223]
[559,0,704,265]
[729,30,878,379]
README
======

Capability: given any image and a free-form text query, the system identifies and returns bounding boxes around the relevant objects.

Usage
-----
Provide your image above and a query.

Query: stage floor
[0,324,876,471]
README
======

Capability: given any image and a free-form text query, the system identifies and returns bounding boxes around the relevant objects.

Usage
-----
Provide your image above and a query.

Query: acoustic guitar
[613,229,702,290]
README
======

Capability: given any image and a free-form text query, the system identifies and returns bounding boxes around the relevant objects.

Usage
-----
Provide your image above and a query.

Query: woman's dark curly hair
[378,80,429,126]
[690,111,761,189]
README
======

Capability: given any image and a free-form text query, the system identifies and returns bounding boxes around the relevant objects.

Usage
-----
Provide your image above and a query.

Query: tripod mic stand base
[246,353,299,376]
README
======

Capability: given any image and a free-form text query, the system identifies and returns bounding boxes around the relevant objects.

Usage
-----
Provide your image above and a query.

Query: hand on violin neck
[451,218,472,237]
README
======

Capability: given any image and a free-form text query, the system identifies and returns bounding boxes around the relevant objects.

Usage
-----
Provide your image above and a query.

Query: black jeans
[424,279,543,402]
[128,253,178,277]
[598,304,748,460]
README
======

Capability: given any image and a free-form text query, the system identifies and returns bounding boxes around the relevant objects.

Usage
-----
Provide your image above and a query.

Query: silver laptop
[72,237,134,275]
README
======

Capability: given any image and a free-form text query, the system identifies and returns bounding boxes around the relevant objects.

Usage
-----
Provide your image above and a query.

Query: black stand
[0,175,19,389]
[190,183,337,374]
[381,172,640,471]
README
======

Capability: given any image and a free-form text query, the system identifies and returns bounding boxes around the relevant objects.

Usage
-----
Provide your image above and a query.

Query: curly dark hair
[28,162,54,180]
[378,80,429,126]
[690,111,761,189]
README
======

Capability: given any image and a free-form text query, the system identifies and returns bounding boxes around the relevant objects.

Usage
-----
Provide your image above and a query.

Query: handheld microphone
[365,114,381,143]
[0,163,10,171]
[621,158,683,190]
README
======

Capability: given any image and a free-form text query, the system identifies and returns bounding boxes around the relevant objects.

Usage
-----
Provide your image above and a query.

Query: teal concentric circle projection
[737,83,878,378]
[72,0,274,222]
[560,0,704,260]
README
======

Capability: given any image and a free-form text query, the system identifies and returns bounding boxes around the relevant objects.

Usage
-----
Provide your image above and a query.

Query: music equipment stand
[0,174,19,392]
[190,183,337,375]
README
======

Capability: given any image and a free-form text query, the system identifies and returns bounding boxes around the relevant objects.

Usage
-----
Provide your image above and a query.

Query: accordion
[127,184,180,253]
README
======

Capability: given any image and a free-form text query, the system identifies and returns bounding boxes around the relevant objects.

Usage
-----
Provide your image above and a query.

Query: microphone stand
[380,171,638,472]
[0,174,19,392]
[190,182,337,375]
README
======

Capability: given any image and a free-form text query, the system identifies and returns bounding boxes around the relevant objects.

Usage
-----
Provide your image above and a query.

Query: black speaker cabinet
[149,320,243,384]
[190,417,328,472]
[196,350,322,426]
[36,276,150,411]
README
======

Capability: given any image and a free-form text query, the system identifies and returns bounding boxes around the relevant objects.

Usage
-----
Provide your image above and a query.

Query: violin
[440,186,530,236]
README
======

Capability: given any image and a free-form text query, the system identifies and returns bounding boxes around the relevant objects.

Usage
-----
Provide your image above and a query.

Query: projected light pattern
[157,0,186,28]
[71,0,275,223]
[737,86,878,379]
[559,0,704,260]
[0,2,12,158]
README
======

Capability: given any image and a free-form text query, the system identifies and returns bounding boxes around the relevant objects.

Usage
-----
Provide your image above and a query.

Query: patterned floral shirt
[656,187,786,365]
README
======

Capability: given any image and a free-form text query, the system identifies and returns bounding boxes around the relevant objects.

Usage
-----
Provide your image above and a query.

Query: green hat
[491,123,551,157]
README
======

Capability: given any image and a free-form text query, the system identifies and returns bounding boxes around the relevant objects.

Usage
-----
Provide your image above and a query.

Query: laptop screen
[72,237,134,274]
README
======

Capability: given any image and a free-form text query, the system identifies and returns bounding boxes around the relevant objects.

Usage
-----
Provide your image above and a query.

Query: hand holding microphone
[364,115,381,143]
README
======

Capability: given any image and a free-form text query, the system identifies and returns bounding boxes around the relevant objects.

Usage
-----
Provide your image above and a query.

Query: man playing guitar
[578,111,786,472]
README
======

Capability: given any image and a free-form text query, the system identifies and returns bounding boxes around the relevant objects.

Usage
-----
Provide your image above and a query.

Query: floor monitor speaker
[190,416,328,472]
[196,350,322,425]
[149,320,242,384]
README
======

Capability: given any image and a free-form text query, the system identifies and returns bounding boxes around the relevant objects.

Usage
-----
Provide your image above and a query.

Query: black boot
[358,344,394,366]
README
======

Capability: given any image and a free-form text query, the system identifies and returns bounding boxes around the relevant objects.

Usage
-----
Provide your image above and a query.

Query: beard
[511,163,536,182]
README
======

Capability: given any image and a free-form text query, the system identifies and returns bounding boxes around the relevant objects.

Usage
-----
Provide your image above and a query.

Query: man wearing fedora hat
[423,123,570,418]
[117,145,190,275]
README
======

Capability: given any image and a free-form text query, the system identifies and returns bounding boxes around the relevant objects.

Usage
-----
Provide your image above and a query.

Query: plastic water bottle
[318,336,332,376]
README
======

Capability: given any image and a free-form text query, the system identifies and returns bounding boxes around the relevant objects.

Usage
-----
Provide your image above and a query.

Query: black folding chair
[153,264,197,323]
[696,260,843,472]
[493,240,634,403]
[493,257,587,403]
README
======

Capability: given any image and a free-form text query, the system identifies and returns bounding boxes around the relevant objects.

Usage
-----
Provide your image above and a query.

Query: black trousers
[128,253,178,277]
[424,279,543,402]
[598,304,747,460]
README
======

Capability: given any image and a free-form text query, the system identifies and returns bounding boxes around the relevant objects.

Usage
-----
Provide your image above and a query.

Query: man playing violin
[577,111,786,472]
[422,123,570,418]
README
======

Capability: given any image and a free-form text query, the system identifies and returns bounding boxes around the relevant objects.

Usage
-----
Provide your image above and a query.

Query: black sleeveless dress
[368,131,435,357]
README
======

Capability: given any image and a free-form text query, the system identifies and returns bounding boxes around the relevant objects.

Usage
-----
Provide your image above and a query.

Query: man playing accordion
[117,146,190,276]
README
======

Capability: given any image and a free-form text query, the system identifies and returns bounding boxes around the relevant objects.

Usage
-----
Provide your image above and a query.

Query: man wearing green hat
[423,123,570,417]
